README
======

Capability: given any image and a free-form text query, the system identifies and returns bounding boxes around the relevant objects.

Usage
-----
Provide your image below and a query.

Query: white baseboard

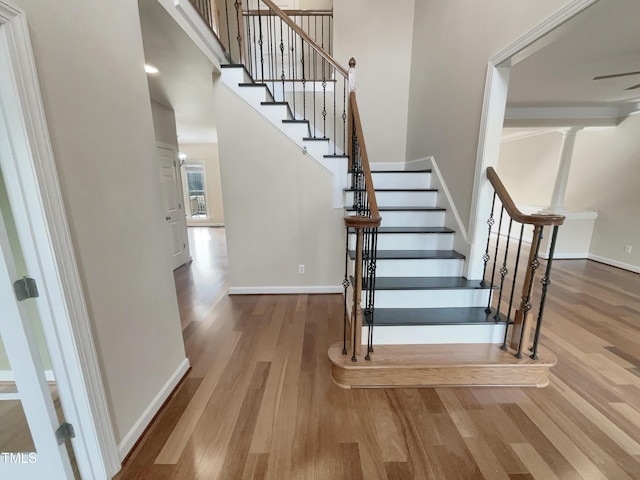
[0,370,55,382]
[404,158,431,171]
[228,285,342,295]
[540,251,588,260]
[588,254,640,274]
[117,358,190,461]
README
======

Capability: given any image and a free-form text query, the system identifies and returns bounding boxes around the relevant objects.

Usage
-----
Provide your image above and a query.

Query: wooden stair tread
[349,249,464,260]
[345,188,438,192]
[328,342,557,388]
[329,342,556,369]
[348,226,454,234]
[372,306,504,326]
[370,169,432,173]
[368,277,491,291]
[346,206,445,212]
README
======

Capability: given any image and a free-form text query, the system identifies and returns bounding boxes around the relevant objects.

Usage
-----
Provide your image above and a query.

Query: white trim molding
[588,254,640,274]
[0,370,55,382]
[468,0,599,280]
[229,285,342,295]
[117,358,190,461]
[0,2,119,477]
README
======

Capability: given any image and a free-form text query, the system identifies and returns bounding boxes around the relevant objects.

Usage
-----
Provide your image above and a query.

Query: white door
[0,208,74,479]
[157,146,189,269]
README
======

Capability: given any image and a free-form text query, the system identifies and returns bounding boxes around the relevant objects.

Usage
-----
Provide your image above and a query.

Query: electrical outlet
[624,245,633,254]
[298,264,305,274]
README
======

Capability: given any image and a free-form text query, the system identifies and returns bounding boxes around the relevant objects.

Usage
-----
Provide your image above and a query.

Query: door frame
[0,2,119,478]
[466,0,599,279]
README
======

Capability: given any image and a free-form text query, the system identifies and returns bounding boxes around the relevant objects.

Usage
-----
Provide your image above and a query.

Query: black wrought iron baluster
[481,192,497,288]
[333,67,337,154]
[245,13,253,77]
[224,0,232,61]
[234,0,242,64]
[279,18,285,101]
[485,205,504,314]
[342,228,350,355]
[494,217,513,321]
[342,77,347,154]
[313,49,317,137]
[290,26,295,116]
[501,223,524,351]
[530,225,559,359]
[367,228,377,357]
[516,226,543,358]
[257,0,264,80]
[322,62,327,138]
[301,39,306,120]
[351,229,361,362]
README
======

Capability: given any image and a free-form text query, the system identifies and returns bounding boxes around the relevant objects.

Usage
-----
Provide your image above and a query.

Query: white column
[546,126,582,212]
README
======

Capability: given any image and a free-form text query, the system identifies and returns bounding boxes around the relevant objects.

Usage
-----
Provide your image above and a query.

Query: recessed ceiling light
[144,64,159,74]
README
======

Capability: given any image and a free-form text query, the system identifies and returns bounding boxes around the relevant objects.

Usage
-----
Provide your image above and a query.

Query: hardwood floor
[115,227,640,479]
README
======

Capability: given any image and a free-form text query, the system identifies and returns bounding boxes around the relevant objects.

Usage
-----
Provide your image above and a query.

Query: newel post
[348,57,356,91]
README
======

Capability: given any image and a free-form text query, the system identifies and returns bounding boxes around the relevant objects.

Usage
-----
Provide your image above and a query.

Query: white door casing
[157,145,190,269]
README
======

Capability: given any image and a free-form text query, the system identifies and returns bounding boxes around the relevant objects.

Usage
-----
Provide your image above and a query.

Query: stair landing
[328,342,557,389]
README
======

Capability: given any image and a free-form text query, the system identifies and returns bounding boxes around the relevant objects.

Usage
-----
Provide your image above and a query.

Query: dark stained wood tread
[365,276,491,291]
[260,101,288,105]
[349,249,464,260]
[238,82,268,87]
[345,188,438,192]
[282,119,309,123]
[345,206,445,212]
[371,169,432,173]
[324,154,348,158]
[372,306,506,326]
[303,137,329,141]
[328,342,557,388]
[349,226,454,234]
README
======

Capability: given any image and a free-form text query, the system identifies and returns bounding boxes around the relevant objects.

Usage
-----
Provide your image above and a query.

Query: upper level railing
[483,167,565,359]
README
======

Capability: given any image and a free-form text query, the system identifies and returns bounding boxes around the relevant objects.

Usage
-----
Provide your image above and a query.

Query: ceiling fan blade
[624,82,640,91]
[593,71,640,80]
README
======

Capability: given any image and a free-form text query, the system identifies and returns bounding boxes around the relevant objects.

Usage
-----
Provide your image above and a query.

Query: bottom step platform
[328,342,556,389]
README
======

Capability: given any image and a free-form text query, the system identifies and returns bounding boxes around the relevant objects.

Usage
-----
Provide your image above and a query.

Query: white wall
[497,118,640,269]
[333,0,415,164]
[180,143,225,225]
[406,0,574,231]
[150,100,179,147]
[16,0,187,447]
[215,80,343,290]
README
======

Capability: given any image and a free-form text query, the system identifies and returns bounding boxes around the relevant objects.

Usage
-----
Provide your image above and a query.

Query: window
[184,165,207,219]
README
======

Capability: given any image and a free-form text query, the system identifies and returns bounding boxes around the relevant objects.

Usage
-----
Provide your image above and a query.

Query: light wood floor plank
[113,229,640,480]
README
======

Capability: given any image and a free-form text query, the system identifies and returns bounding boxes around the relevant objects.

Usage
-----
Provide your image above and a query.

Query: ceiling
[507,0,640,110]
[138,0,218,144]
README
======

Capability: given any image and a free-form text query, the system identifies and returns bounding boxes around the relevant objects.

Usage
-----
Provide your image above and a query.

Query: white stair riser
[221,67,251,85]
[370,172,431,189]
[349,233,454,250]
[370,289,491,309]
[362,323,506,345]
[380,211,445,227]
[260,104,292,123]
[374,258,463,277]
[345,190,438,207]
[230,86,268,109]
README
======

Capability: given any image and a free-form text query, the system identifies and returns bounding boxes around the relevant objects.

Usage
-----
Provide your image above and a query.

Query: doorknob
[165,216,171,221]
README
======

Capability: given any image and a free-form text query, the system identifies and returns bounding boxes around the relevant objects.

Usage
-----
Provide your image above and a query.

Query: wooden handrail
[486,167,565,227]
[259,0,348,78]
[244,9,333,16]
[344,91,381,229]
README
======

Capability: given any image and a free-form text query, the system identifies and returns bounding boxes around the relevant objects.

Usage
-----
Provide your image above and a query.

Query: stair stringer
[220,67,347,208]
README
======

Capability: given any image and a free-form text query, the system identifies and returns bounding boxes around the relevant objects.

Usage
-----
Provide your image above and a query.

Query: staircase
[194,0,561,390]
